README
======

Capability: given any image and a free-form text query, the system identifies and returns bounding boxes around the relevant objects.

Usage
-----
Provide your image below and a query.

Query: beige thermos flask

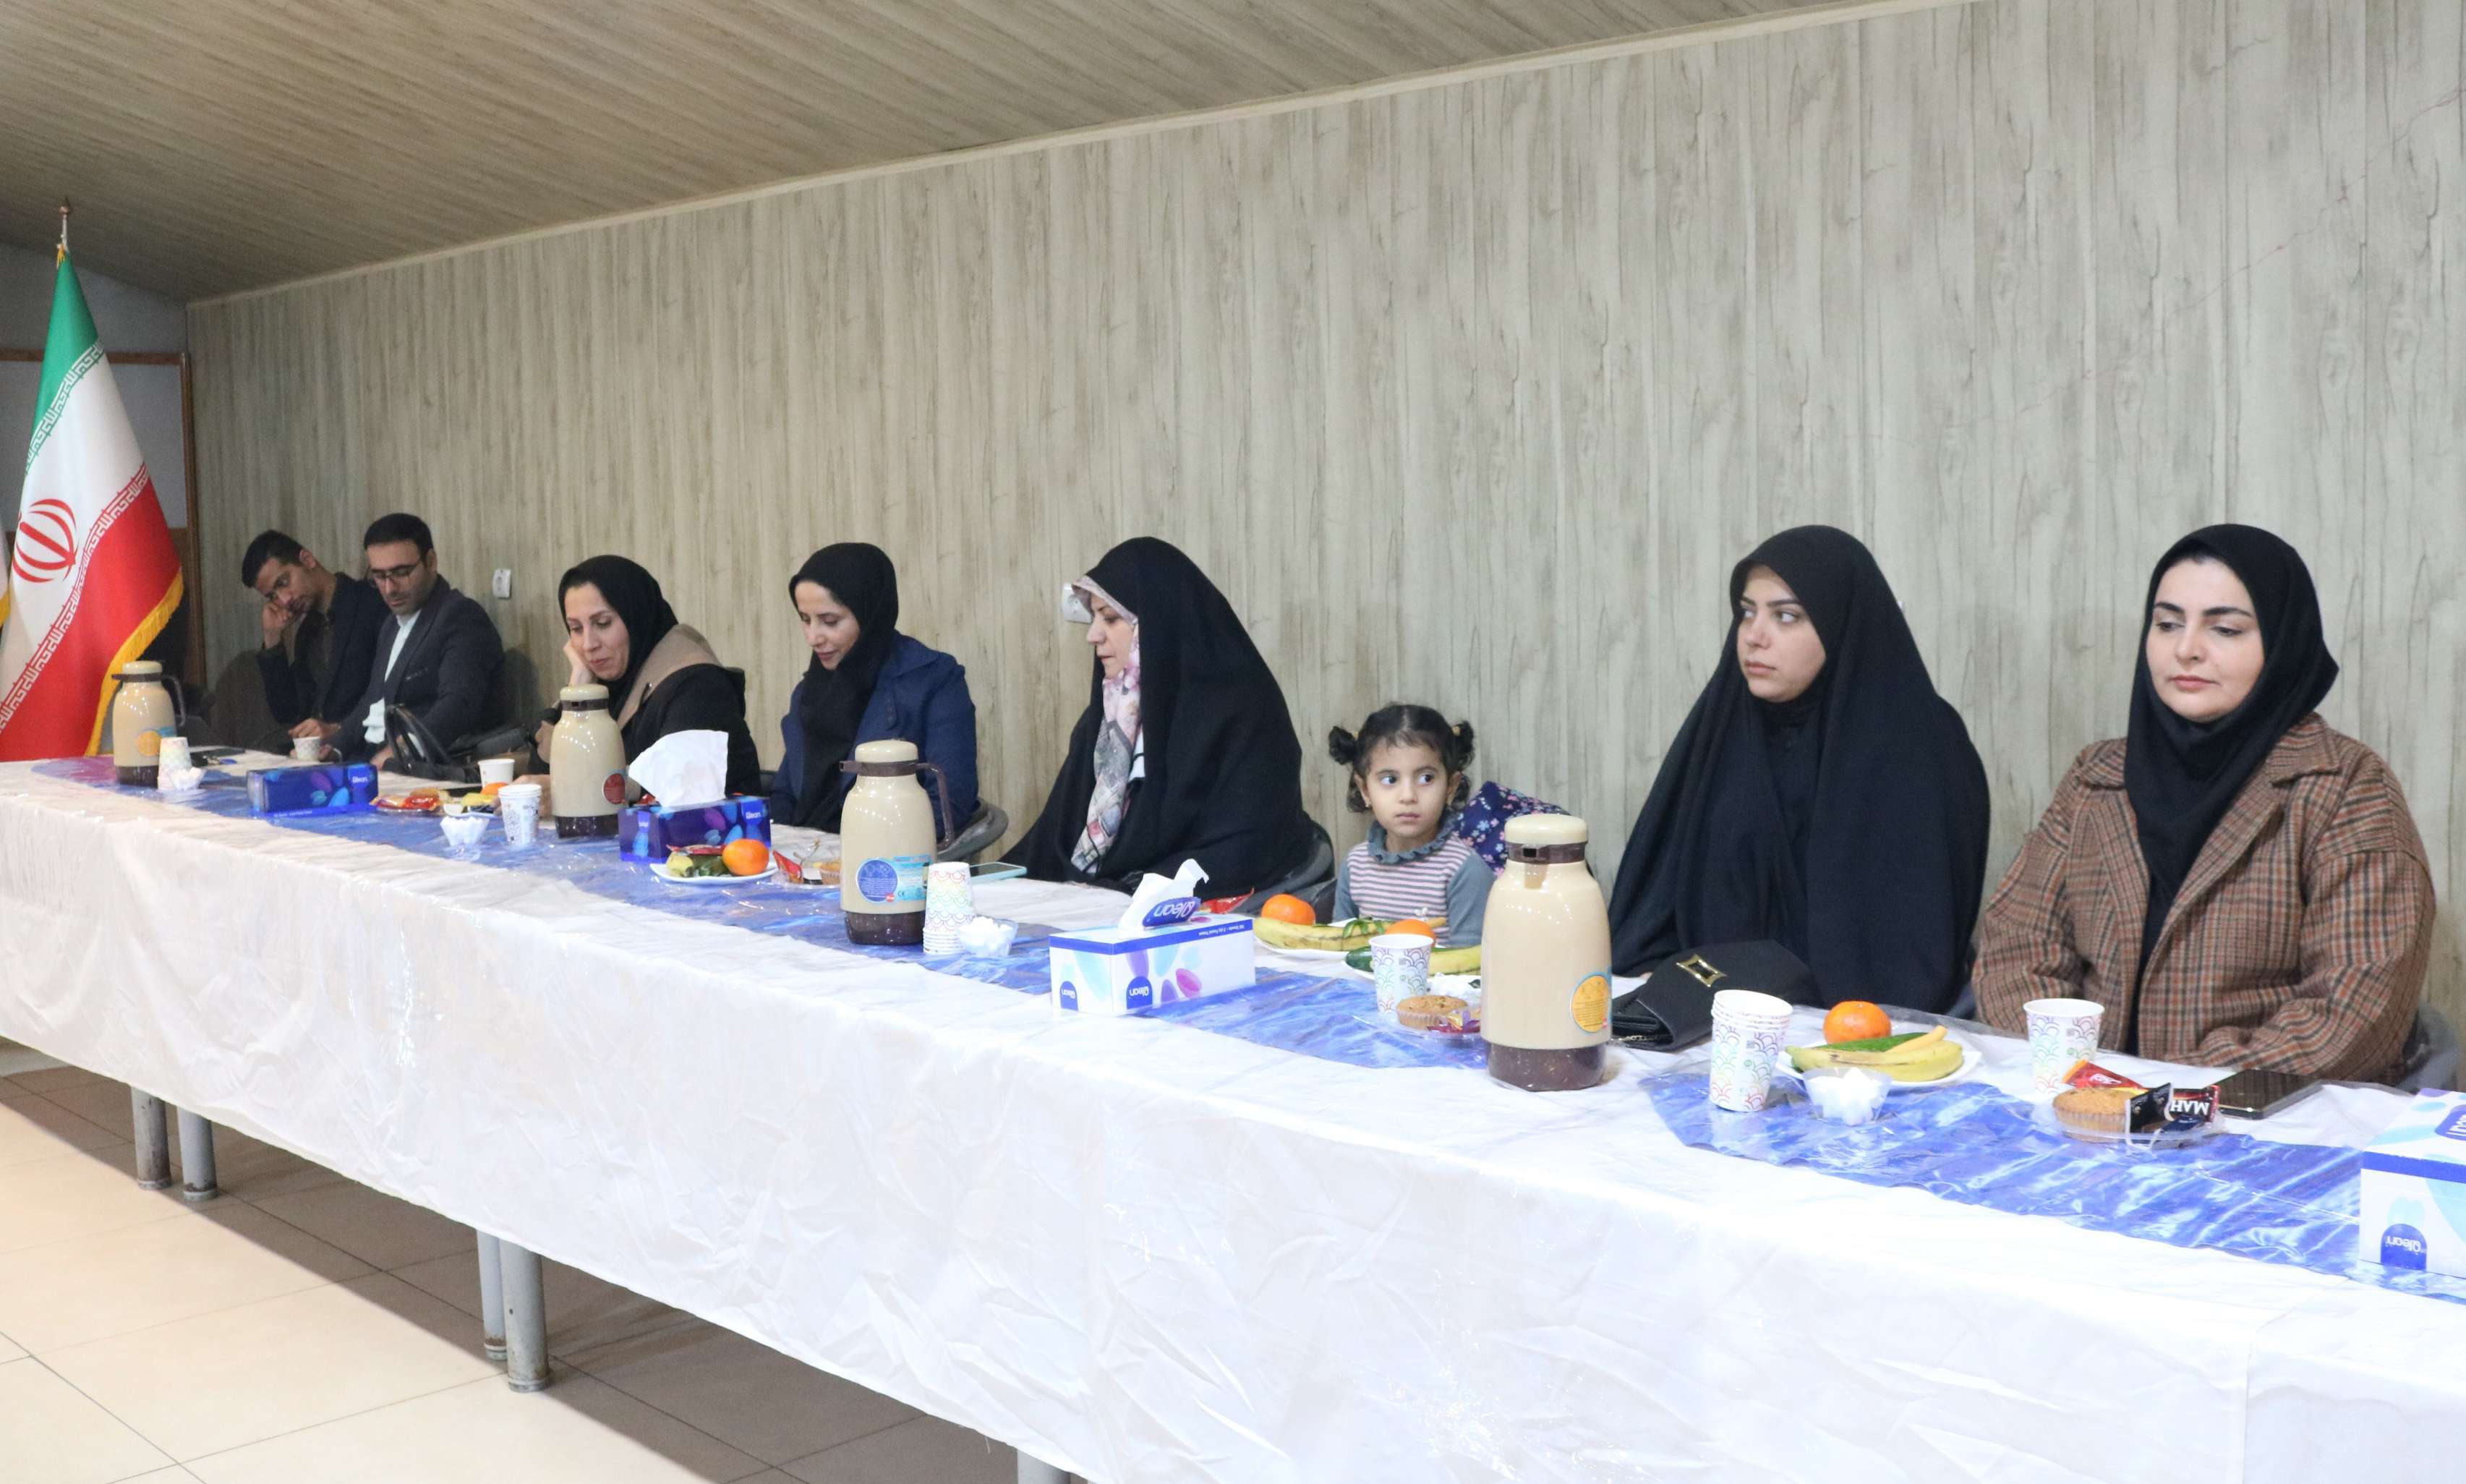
[838,740,953,945]
[1480,814,1613,1091]
[108,661,178,785]
[549,683,626,838]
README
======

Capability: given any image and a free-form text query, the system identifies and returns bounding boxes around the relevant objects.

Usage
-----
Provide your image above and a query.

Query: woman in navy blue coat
[768,545,979,832]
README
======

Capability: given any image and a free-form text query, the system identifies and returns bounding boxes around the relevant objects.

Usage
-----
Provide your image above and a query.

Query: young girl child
[1328,704,1492,947]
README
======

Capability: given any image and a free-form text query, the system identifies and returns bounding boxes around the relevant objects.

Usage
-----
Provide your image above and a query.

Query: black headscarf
[1018,537,1313,896]
[1608,526,1991,1010]
[557,556,678,714]
[2124,524,2338,973]
[785,543,902,830]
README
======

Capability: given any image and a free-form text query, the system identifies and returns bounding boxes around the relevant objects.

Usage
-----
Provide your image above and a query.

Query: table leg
[130,1091,171,1190]
[475,1232,508,1360]
[499,1240,550,1391]
[176,1108,218,1201]
[1015,1453,1075,1484]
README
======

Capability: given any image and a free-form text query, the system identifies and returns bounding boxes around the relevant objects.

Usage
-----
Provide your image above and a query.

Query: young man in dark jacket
[242,529,388,751]
[343,512,504,767]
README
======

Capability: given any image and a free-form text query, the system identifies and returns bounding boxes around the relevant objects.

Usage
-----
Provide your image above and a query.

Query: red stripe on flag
[0,468,184,761]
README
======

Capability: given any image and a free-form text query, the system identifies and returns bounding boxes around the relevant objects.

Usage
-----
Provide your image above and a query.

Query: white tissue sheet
[627,728,730,807]
[1113,858,1208,929]
[0,762,2462,1483]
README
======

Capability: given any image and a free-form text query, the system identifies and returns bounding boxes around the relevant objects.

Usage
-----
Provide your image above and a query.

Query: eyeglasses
[369,560,426,584]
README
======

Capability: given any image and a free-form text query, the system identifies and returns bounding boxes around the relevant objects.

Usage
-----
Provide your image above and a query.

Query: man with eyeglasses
[240,529,387,754]
[342,512,503,767]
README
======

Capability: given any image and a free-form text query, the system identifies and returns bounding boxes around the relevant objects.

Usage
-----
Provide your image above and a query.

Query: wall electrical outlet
[490,568,513,600]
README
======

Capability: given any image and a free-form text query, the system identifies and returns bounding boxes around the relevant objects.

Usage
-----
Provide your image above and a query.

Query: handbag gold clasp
[1674,953,1725,989]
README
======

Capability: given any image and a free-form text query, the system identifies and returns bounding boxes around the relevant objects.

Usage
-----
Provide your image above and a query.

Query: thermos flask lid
[853,739,918,764]
[1503,814,1587,846]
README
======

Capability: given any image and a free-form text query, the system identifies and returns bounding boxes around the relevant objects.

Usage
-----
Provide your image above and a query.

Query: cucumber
[1343,944,1481,975]
[1821,1030,1921,1054]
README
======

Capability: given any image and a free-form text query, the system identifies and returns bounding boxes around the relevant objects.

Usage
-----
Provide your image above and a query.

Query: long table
[4,762,2463,1481]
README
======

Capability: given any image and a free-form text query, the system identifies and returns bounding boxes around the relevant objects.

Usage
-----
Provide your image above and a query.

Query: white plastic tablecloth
[2,762,2461,1482]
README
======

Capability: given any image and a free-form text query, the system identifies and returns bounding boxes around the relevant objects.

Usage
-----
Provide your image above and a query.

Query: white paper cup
[2025,997,2105,1093]
[923,862,974,953]
[291,735,324,762]
[497,783,542,848]
[477,756,517,786]
[157,736,192,773]
[1369,933,1434,1012]
[1708,988,1794,1112]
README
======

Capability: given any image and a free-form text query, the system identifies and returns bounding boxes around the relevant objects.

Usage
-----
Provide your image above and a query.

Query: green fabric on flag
[25,254,102,475]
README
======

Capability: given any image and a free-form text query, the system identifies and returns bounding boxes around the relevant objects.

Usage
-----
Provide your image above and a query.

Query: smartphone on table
[2214,1067,2327,1120]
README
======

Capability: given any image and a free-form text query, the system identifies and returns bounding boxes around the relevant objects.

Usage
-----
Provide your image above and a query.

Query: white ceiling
[0,0,1823,300]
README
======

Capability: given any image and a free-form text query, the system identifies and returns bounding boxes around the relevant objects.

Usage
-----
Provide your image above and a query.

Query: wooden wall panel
[192,0,2466,1035]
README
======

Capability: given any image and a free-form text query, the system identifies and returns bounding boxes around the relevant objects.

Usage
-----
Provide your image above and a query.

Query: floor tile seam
[545,1307,704,1364]
[22,1271,358,1358]
[775,1410,940,1475]
[0,1203,197,1259]
[556,1347,803,1475]
[0,1131,129,1172]
[166,1370,540,1469]
[30,1090,132,1145]
[200,1191,383,1276]
[24,1352,179,1474]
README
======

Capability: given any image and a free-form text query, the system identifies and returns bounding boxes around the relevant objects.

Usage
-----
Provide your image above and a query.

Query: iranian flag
[0,244,184,759]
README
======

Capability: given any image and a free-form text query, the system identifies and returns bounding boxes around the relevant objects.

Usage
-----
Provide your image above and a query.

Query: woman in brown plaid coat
[1976,526,2433,1081]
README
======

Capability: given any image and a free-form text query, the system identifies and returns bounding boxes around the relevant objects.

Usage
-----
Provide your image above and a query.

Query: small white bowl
[1800,1065,1891,1125]
[439,813,491,852]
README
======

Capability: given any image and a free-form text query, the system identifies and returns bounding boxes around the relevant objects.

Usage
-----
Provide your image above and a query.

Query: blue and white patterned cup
[1370,933,1433,1012]
[2024,997,2104,1093]
[1708,988,1793,1112]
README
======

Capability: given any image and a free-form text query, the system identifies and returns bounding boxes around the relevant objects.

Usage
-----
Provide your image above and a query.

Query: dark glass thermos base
[1486,1041,1605,1092]
[847,909,923,946]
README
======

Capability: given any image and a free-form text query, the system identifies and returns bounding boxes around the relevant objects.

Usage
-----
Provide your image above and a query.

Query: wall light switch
[491,568,513,600]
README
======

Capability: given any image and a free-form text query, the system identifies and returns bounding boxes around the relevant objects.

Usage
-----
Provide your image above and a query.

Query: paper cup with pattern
[497,783,542,848]
[2024,998,2104,1094]
[1369,933,1434,1012]
[924,862,975,954]
[1707,988,1794,1112]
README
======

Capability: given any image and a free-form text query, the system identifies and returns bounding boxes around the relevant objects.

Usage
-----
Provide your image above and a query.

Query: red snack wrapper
[2064,1060,2144,1091]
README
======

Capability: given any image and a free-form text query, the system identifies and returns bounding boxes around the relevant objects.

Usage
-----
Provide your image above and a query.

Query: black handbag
[1610,940,1819,1050]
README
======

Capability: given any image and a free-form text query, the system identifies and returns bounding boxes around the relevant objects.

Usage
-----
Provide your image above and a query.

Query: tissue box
[2358,1090,2466,1276]
[618,797,771,863]
[247,763,378,816]
[1049,916,1255,1015]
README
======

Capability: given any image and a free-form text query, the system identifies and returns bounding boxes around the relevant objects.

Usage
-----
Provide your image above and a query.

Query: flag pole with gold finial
[56,198,70,264]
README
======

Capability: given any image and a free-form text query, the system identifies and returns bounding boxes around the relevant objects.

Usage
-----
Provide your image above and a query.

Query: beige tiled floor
[0,1049,1021,1484]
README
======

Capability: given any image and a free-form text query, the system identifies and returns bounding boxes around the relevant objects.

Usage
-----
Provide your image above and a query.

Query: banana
[1787,1025,1962,1082]
[1828,1025,1947,1067]
[1251,916,1425,952]
[1868,1044,1964,1083]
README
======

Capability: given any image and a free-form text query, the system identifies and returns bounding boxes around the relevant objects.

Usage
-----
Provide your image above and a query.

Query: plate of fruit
[655,839,776,886]
[1249,897,1454,958]
[1780,1002,1973,1090]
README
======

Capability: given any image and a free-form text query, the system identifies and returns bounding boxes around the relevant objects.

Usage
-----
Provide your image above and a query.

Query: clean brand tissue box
[2358,1089,2466,1276]
[618,797,771,863]
[1048,916,1256,1015]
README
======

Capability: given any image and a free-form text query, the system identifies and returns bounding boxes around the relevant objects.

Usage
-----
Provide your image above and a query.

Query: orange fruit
[1386,919,1438,940]
[1260,894,1315,925]
[1822,1000,1893,1044]
[722,839,772,877]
